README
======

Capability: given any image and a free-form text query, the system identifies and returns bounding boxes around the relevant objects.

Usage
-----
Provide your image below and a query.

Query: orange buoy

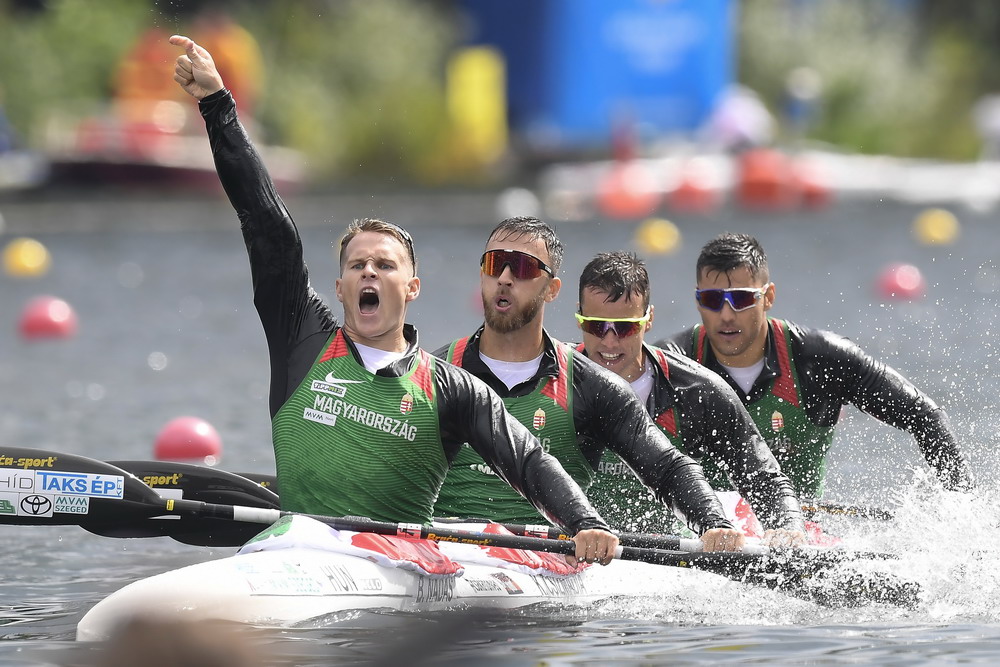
[18,296,78,340]
[668,161,720,214]
[735,148,798,211]
[877,263,926,300]
[154,416,223,466]
[596,162,662,220]
[792,160,832,209]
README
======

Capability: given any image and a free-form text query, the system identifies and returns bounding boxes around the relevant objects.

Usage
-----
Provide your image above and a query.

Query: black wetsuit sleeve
[656,330,693,356]
[799,328,973,491]
[570,354,735,535]
[433,361,611,534]
[200,89,336,417]
[668,355,804,532]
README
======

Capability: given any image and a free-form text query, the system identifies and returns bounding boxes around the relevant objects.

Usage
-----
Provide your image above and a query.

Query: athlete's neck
[714,344,765,368]
[479,321,545,362]
[341,324,408,354]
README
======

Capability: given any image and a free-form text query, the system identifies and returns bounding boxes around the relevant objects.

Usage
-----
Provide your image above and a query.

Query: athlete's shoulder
[652,326,697,355]
[779,319,866,361]
[649,344,738,397]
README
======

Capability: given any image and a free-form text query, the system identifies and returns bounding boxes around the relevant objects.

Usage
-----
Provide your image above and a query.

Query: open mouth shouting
[359,286,380,315]
[596,351,625,369]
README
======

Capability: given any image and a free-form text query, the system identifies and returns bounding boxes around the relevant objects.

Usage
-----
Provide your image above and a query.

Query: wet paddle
[801,499,895,521]
[0,447,918,607]
[113,459,894,557]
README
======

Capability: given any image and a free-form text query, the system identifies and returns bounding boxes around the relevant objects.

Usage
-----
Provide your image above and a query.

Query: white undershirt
[629,363,655,405]
[354,342,407,373]
[720,358,765,396]
[480,352,543,390]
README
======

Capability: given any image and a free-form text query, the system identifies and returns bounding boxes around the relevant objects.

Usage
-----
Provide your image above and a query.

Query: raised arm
[170,35,335,417]
[169,34,225,100]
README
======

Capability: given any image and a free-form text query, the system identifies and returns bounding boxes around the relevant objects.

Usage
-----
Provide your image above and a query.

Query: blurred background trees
[1,0,999,184]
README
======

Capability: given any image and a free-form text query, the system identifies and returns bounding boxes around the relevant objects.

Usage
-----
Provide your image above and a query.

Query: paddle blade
[110,460,280,509]
[106,461,280,546]
[619,546,920,609]
[0,448,163,526]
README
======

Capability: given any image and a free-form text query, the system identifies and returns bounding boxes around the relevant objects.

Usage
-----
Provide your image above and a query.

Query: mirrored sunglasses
[575,310,650,338]
[694,286,768,312]
[481,249,554,280]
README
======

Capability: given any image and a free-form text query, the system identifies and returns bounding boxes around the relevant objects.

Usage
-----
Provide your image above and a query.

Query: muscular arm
[570,354,734,535]
[200,90,336,417]
[800,329,973,491]
[434,361,611,534]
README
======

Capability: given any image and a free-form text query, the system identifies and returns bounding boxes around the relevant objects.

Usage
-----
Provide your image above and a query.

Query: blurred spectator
[972,93,1000,161]
[701,85,775,153]
[0,88,15,153]
[782,66,822,143]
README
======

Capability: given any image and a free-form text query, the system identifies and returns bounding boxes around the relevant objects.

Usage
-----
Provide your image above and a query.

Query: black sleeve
[655,329,694,357]
[670,356,804,532]
[434,361,611,534]
[570,354,735,535]
[801,328,973,491]
[200,90,337,417]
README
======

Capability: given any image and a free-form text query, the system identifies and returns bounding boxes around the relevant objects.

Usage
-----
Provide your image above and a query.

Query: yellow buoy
[912,208,959,246]
[635,218,681,255]
[3,237,51,278]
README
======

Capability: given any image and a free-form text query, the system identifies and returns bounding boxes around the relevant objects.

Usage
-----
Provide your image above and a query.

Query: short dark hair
[487,216,564,274]
[696,233,769,283]
[578,251,650,310]
[339,218,416,273]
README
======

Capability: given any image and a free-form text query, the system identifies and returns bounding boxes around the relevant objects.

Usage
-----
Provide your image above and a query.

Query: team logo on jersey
[400,393,414,414]
[532,408,546,430]
[771,410,785,432]
[312,373,364,398]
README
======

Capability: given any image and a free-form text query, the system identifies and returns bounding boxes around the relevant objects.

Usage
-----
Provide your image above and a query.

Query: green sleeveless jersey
[271,329,445,523]
[433,338,586,524]
[694,318,835,497]
[586,347,684,533]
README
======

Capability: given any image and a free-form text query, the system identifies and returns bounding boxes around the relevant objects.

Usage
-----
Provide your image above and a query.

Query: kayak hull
[76,546,690,640]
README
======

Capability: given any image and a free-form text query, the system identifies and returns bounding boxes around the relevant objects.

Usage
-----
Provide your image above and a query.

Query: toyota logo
[20,495,52,515]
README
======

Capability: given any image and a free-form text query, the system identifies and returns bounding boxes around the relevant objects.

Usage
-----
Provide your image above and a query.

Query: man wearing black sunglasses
[170,35,623,565]
[659,233,973,499]
[433,217,746,552]
[576,252,805,545]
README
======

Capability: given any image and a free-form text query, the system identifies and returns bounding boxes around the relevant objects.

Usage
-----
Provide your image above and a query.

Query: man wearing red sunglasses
[170,35,622,565]
[433,217,746,552]
[659,233,973,499]
[576,251,805,545]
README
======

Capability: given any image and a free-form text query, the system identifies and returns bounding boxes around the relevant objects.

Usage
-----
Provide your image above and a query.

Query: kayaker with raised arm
[168,35,619,565]
[659,232,974,499]
[576,251,805,545]
[432,217,745,552]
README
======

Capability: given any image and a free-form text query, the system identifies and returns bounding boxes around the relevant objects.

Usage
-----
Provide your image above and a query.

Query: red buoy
[596,162,662,219]
[668,161,720,215]
[877,263,926,300]
[18,296,78,340]
[736,148,798,211]
[154,416,223,466]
